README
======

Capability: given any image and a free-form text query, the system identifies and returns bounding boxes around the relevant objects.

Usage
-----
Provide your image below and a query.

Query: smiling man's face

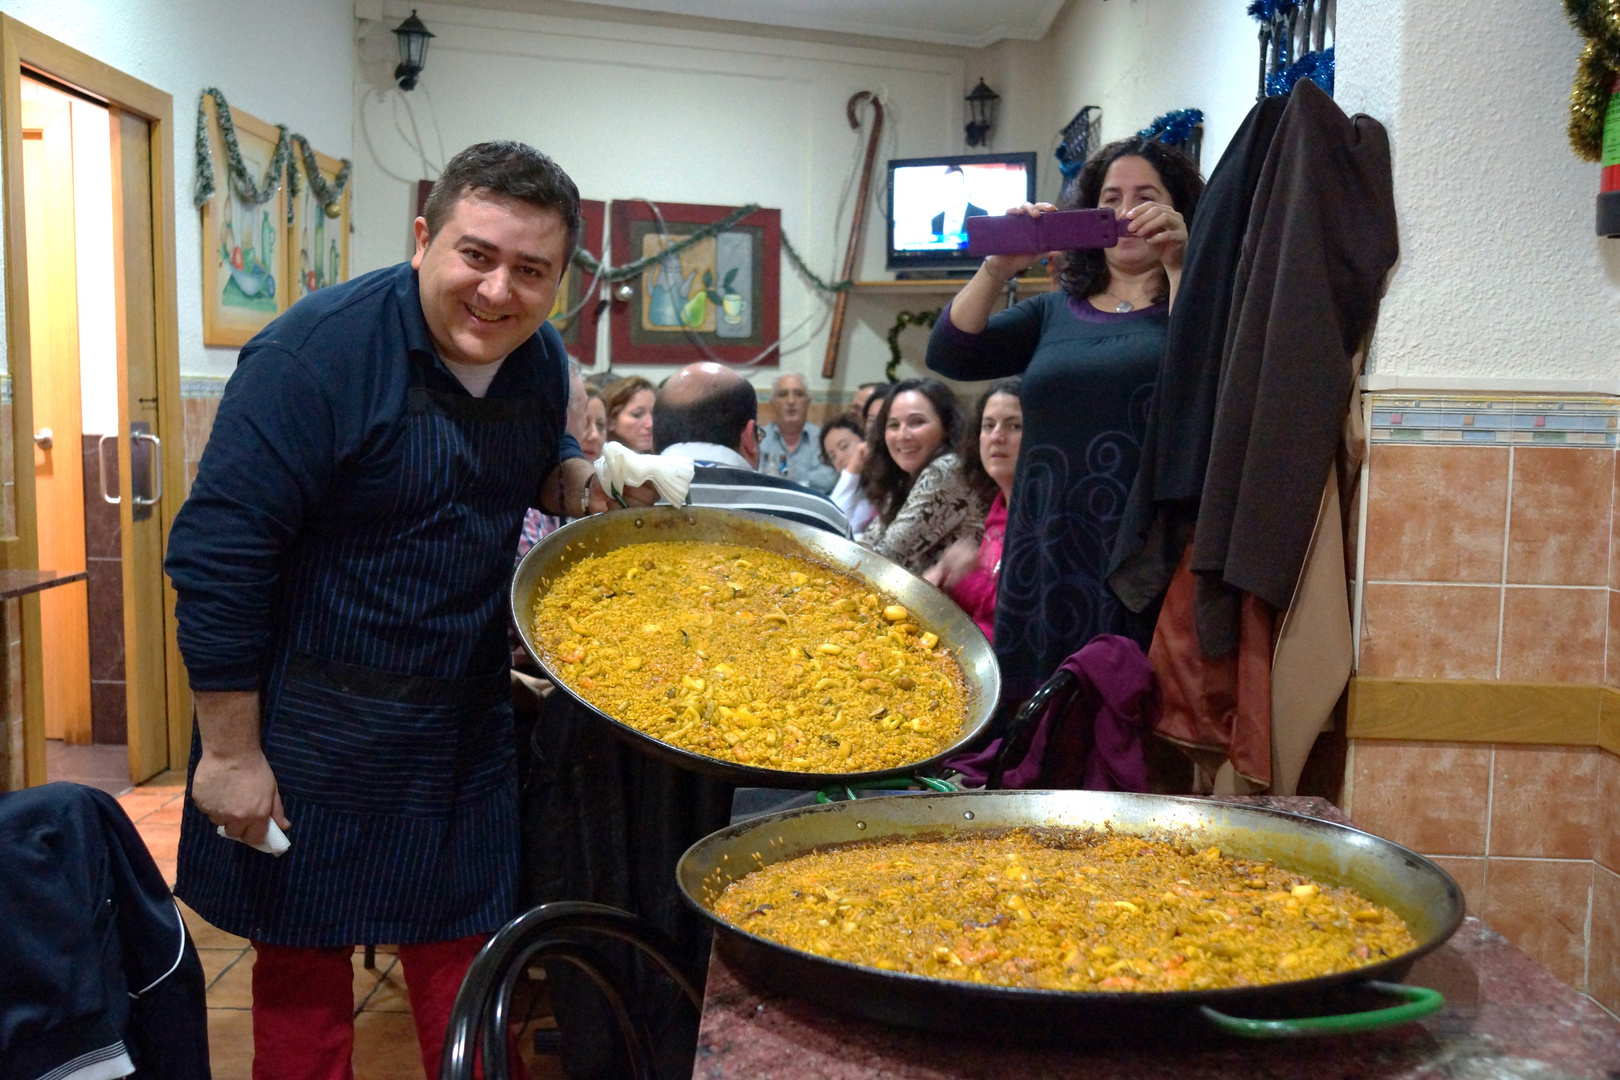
[412,190,570,366]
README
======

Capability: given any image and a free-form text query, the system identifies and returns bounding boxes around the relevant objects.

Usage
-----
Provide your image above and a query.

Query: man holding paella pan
[164,141,653,1079]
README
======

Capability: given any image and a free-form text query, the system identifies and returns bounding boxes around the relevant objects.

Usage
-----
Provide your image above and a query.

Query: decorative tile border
[1368,394,1619,447]
[179,375,228,399]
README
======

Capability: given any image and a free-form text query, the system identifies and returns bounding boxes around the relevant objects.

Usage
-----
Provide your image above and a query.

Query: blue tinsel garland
[1138,108,1205,146]
[1265,46,1334,97]
[1246,0,1298,21]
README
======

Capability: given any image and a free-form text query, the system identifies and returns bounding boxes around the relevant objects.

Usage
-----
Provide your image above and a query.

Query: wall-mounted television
[886,152,1037,274]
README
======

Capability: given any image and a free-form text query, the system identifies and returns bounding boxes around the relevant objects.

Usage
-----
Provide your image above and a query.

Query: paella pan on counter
[709,828,1416,994]
[529,539,969,773]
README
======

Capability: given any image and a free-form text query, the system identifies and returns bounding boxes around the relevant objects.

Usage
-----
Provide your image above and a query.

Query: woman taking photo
[857,378,985,575]
[601,375,656,453]
[924,378,1022,641]
[926,137,1202,698]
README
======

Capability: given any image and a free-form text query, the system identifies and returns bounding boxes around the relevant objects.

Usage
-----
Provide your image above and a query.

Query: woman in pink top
[924,378,1022,641]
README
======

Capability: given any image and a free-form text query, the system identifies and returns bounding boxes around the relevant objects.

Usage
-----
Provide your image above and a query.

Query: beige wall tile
[1359,584,1500,679]
[1480,857,1594,990]
[1427,855,1485,915]
[1506,447,1613,587]
[1498,587,1607,683]
[1364,445,1509,583]
[1591,865,1620,1015]
[1349,741,1491,855]
[1488,745,1599,859]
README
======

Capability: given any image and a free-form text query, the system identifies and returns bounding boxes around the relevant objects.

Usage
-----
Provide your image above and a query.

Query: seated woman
[601,375,656,453]
[924,378,1022,640]
[857,378,985,575]
[579,384,607,460]
[821,415,876,535]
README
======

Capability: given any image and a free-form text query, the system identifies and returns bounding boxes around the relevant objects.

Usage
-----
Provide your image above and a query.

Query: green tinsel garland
[1565,0,1620,161]
[195,88,353,221]
[884,308,940,381]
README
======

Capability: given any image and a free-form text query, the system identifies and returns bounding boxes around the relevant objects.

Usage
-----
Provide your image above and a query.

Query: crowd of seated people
[522,367,1025,638]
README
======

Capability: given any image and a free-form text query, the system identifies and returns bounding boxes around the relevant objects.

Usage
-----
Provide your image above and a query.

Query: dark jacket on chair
[0,783,210,1080]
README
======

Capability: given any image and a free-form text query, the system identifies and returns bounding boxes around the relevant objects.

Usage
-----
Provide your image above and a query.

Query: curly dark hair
[958,377,1021,505]
[422,141,583,256]
[1054,137,1204,304]
[818,414,865,468]
[860,378,964,526]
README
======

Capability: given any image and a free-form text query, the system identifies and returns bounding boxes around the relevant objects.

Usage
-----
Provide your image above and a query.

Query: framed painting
[287,144,351,304]
[547,198,605,366]
[199,97,290,346]
[608,201,780,365]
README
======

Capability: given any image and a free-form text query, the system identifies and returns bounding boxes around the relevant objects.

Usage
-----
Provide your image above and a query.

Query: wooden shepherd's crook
[821,91,885,378]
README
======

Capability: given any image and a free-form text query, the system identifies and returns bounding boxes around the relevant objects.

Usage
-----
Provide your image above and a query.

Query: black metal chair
[986,667,1077,789]
[439,901,703,1080]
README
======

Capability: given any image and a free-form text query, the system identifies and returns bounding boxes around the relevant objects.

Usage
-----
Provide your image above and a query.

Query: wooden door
[21,87,91,745]
[110,107,170,781]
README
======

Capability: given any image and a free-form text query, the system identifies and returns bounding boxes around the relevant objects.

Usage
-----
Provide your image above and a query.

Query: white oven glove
[595,442,695,508]
[217,818,290,856]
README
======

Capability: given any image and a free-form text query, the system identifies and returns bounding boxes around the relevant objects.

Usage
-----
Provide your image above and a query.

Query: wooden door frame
[0,15,186,785]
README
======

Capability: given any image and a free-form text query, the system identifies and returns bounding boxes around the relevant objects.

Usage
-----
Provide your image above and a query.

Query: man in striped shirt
[653,362,849,537]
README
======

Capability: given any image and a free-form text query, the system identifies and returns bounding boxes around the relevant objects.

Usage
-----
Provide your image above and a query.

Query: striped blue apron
[176,354,559,947]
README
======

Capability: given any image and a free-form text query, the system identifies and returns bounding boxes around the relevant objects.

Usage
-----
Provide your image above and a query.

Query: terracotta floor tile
[1357,584,1501,680]
[180,900,248,949]
[207,1007,254,1080]
[1613,456,1620,591]
[1499,587,1608,683]
[1591,866,1620,1015]
[1600,750,1620,874]
[1506,447,1614,587]
[1349,741,1492,855]
[1427,856,1485,915]
[354,952,410,1013]
[1364,444,1509,583]
[353,1011,425,1080]
[1481,857,1594,990]
[153,858,177,888]
[135,821,181,863]
[141,801,186,825]
[199,947,248,989]
[116,789,180,823]
[1489,745,1599,859]
[209,947,256,1008]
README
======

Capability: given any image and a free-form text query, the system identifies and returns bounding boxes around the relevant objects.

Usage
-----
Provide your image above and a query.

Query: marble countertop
[691,796,1620,1080]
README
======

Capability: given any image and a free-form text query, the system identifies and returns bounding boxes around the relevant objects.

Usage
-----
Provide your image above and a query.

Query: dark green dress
[928,290,1167,698]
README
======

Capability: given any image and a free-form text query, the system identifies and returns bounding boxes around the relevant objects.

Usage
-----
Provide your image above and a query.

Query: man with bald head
[655,362,847,535]
[757,372,837,494]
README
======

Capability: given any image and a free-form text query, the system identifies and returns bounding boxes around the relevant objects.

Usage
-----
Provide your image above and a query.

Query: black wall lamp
[393,9,435,91]
[964,78,1000,147]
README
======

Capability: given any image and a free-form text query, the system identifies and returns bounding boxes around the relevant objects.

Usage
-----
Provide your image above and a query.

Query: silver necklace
[1103,288,1150,313]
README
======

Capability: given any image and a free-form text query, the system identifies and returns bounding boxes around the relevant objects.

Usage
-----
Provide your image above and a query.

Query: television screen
[886,152,1037,272]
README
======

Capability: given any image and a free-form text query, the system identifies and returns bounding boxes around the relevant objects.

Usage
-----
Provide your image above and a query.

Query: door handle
[131,431,162,508]
[33,427,52,450]
[97,434,119,504]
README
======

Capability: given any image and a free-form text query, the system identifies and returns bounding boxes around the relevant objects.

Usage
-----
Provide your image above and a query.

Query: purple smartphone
[965,209,1133,257]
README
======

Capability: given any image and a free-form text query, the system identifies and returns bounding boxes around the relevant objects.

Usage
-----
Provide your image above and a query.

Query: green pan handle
[815,775,955,803]
[1200,981,1443,1040]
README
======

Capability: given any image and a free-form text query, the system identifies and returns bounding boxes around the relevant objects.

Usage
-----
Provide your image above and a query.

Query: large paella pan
[677,790,1465,1042]
[511,506,1001,788]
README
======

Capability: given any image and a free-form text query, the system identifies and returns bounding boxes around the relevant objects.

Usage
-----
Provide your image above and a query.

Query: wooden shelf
[851,277,1054,294]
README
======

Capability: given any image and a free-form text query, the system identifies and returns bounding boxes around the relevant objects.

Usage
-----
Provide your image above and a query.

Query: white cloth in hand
[595,442,694,508]
[216,818,290,856]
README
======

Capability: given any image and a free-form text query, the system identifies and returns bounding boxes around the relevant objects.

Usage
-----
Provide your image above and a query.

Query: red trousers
[250,935,486,1080]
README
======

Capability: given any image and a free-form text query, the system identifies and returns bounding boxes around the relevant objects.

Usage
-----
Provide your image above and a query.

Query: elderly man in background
[757,372,837,494]
[657,362,848,536]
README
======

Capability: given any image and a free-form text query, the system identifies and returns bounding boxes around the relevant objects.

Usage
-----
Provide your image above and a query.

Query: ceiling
[569,0,1070,48]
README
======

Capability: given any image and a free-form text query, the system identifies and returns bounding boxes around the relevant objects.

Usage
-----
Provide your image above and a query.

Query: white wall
[0,0,355,379]
[1338,0,1620,384]
[353,1,973,395]
[1042,0,1258,181]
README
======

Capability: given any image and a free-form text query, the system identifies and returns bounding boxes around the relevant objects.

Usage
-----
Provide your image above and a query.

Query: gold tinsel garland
[1567,0,1620,161]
